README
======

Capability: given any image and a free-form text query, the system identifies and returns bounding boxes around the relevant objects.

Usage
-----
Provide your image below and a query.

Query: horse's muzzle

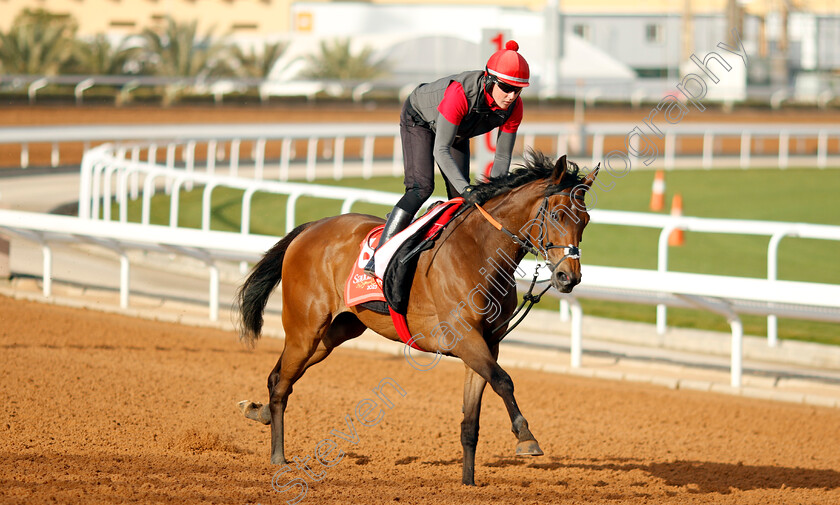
[551,268,580,293]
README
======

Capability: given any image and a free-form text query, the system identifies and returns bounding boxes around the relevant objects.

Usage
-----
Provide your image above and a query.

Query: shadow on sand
[512,457,840,494]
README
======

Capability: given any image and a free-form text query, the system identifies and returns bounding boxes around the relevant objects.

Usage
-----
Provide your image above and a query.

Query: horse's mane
[469,149,585,203]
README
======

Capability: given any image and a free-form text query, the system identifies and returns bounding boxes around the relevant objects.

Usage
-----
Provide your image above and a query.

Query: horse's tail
[236,223,312,346]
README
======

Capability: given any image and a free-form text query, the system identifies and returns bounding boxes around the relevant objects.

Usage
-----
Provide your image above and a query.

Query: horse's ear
[582,163,600,188]
[552,155,567,183]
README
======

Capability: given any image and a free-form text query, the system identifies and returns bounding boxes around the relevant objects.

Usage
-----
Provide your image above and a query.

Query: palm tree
[228,41,288,80]
[66,34,144,75]
[140,16,232,104]
[300,38,388,81]
[0,8,77,75]
[140,17,231,78]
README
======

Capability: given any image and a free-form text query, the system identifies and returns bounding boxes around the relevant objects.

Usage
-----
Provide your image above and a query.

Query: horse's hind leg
[265,338,332,464]
[239,343,331,426]
[239,338,332,464]
[241,313,367,464]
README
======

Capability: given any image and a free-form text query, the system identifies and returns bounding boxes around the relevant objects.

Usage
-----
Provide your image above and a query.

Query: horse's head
[468,150,598,293]
[521,153,598,293]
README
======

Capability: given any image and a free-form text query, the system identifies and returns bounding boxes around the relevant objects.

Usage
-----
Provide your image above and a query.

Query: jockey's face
[491,80,523,110]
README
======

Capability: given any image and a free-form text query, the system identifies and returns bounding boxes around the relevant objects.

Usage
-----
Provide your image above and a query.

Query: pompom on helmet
[485,40,530,88]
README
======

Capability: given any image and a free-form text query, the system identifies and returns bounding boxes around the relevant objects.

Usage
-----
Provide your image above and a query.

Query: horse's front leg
[461,360,488,485]
[458,341,543,459]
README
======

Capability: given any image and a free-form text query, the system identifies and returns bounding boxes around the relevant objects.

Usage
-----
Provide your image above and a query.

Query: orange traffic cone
[650,170,665,211]
[668,193,685,246]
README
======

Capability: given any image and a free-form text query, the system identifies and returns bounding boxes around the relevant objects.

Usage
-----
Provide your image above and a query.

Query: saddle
[344,199,465,346]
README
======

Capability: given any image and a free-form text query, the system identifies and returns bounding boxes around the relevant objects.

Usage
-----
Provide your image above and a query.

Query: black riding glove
[462,185,483,206]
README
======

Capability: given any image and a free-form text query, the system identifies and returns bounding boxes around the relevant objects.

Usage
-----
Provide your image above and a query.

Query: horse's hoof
[270,454,287,465]
[239,400,271,425]
[516,440,544,456]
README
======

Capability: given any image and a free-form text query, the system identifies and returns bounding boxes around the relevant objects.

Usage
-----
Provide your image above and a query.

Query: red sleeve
[436,82,469,125]
[500,98,523,134]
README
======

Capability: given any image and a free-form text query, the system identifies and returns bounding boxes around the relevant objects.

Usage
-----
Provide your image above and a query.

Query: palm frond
[300,38,389,81]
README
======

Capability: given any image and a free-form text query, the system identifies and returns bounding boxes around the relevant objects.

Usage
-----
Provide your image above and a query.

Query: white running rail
[78,144,413,234]
[3,122,840,172]
[519,260,840,387]
[0,208,275,322]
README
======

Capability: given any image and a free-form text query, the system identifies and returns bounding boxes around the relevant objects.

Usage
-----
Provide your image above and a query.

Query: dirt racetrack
[2,294,839,505]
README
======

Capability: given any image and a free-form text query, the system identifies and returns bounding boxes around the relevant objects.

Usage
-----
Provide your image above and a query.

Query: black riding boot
[363,207,414,277]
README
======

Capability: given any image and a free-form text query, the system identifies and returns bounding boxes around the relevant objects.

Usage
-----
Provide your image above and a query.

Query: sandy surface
[2,293,839,504]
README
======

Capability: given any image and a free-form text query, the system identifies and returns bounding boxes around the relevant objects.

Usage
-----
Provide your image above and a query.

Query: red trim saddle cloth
[344,199,465,351]
[345,226,426,351]
[344,226,387,307]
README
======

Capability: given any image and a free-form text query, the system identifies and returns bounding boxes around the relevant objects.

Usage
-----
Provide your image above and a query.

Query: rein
[490,265,553,338]
[474,190,584,339]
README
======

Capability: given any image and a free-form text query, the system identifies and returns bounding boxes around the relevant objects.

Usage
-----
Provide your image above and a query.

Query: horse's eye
[550,211,560,221]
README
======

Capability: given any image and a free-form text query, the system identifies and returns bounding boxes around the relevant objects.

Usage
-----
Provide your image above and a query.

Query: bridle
[474,189,586,339]
[474,189,584,272]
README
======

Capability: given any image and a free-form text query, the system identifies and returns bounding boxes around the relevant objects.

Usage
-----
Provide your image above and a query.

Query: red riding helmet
[485,40,530,88]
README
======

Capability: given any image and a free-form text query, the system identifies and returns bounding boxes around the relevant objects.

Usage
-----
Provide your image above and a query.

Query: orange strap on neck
[474,204,503,231]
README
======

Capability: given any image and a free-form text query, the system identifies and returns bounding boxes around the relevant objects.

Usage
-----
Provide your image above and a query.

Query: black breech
[396,100,470,216]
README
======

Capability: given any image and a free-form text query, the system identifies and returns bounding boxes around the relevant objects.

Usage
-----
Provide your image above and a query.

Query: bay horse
[236,151,598,485]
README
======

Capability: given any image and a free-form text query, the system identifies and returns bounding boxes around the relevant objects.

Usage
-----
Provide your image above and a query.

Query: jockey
[365,40,529,277]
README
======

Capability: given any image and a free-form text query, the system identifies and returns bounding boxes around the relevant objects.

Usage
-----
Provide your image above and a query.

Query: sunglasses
[495,80,523,95]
